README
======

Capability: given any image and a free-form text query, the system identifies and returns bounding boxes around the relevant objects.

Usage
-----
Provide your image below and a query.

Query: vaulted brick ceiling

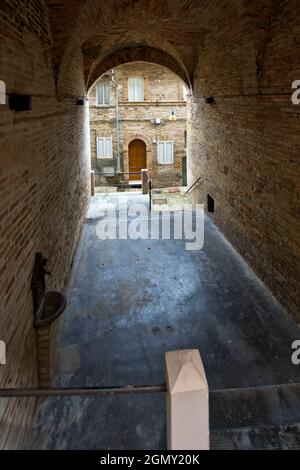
[46,0,277,90]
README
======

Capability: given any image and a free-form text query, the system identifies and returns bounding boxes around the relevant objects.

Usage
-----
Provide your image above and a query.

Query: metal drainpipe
[111,70,121,174]
[91,128,99,174]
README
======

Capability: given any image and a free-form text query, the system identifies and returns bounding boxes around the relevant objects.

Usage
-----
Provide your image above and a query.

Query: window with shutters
[128,77,144,102]
[96,78,110,106]
[157,141,174,164]
[96,137,113,158]
[0,80,6,105]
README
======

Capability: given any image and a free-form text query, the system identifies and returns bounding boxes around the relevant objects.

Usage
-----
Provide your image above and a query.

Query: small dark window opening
[207,194,214,213]
[9,93,32,112]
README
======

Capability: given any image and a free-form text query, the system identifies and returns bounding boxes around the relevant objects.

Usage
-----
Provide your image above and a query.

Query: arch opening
[87,46,192,94]
[88,61,190,190]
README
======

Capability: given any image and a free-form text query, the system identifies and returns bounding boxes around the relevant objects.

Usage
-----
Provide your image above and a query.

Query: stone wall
[89,62,187,188]
[0,0,90,448]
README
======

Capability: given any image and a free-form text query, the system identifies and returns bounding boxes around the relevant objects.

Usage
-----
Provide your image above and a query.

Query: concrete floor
[27,193,300,449]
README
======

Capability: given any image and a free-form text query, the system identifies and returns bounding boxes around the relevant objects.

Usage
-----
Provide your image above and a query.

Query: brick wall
[188,1,300,321]
[89,62,187,188]
[0,1,90,448]
[0,0,299,449]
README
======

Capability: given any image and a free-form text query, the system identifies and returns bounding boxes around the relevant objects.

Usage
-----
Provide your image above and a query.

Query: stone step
[210,383,300,449]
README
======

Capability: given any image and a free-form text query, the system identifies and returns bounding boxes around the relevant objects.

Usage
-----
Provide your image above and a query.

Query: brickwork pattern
[0,0,299,449]
[0,0,90,448]
[89,62,187,188]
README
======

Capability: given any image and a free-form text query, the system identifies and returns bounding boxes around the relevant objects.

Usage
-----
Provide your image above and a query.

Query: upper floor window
[96,137,113,158]
[0,80,6,105]
[157,141,174,164]
[128,77,144,102]
[97,78,110,106]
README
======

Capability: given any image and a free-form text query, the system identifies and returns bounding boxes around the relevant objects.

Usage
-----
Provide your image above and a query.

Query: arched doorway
[128,139,147,181]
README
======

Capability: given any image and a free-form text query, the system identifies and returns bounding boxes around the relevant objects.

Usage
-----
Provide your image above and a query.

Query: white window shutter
[137,77,144,101]
[157,141,174,164]
[105,137,112,158]
[166,142,174,163]
[104,81,110,104]
[128,78,135,101]
[97,83,102,105]
[157,142,165,164]
[97,137,112,158]
[97,79,110,105]
[128,77,144,101]
[97,138,103,157]
[97,82,104,105]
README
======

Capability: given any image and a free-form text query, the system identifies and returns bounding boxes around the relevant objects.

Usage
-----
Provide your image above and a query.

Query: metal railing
[148,180,152,211]
[185,176,203,195]
[0,349,209,450]
[0,383,166,398]
[93,171,143,188]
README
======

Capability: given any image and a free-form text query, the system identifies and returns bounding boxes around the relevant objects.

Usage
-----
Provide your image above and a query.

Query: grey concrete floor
[27,192,300,449]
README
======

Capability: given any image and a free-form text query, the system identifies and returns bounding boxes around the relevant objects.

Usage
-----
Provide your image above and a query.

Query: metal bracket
[31,253,50,316]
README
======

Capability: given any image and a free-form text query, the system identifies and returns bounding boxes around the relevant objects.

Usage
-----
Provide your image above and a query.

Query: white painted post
[166,349,209,450]
[0,340,6,365]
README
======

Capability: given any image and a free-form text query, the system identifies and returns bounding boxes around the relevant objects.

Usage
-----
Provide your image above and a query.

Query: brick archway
[87,47,191,92]
[123,134,152,154]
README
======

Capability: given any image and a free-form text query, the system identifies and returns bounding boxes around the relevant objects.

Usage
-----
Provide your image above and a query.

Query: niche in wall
[9,93,32,112]
[207,194,215,213]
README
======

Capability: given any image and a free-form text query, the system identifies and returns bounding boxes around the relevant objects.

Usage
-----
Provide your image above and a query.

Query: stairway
[210,383,300,449]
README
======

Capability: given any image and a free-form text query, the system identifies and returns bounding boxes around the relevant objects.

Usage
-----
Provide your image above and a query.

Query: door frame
[128,138,147,181]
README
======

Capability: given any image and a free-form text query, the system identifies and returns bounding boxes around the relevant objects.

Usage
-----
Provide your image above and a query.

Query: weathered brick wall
[0,0,299,449]
[189,1,300,320]
[89,62,187,188]
[0,1,90,448]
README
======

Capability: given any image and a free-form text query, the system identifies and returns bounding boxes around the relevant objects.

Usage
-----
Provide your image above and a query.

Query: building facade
[89,62,188,188]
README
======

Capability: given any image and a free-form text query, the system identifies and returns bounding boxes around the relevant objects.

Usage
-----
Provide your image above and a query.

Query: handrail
[185,176,203,195]
[149,180,152,211]
[0,384,167,398]
[93,171,142,176]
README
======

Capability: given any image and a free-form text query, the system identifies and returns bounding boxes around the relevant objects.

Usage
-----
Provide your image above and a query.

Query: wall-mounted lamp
[77,98,86,106]
[168,110,177,121]
[204,96,214,105]
[9,93,32,112]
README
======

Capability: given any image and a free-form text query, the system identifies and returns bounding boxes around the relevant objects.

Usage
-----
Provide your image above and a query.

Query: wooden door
[128,139,147,180]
